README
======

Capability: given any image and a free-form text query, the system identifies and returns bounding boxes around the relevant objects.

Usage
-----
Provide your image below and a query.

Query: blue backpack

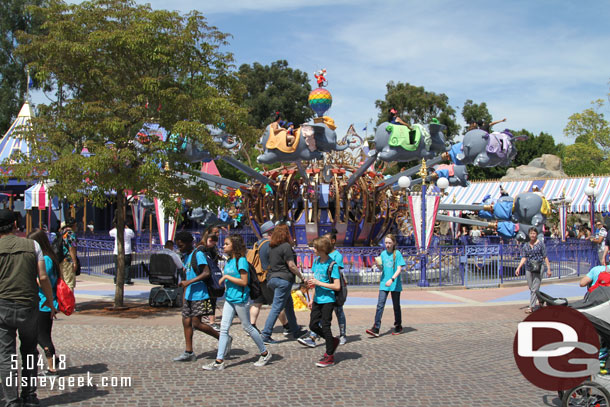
[190,248,225,298]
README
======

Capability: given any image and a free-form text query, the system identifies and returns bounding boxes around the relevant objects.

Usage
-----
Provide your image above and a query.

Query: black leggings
[37,311,55,358]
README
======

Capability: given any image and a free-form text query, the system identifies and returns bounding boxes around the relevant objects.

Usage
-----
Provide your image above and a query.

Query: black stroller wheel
[562,380,610,406]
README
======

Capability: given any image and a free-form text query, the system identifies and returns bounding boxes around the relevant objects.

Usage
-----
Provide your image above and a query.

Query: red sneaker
[315,353,335,368]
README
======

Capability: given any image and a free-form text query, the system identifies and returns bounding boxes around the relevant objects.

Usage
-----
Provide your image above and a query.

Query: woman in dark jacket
[260,224,305,343]
[515,227,551,313]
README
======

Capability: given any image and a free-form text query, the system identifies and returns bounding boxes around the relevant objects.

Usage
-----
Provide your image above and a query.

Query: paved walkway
[28,274,584,406]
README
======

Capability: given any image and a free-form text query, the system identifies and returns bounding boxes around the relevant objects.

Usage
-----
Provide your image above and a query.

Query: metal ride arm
[219,156,274,185]
[346,153,378,189]
[436,214,496,228]
[175,171,248,190]
[438,204,494,212]
[376,154,447,190]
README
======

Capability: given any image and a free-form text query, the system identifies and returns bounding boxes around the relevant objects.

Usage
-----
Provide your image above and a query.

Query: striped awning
[24,182,58,210]
[441,177,610,213]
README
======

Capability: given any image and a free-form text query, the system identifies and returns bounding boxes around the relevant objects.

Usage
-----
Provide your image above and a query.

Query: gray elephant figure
[457,129,520,168]
[257,122,349,164]
[433,164,469,187]
[512,192,545,241]
[374,122,447,162]
[134,123,239,163]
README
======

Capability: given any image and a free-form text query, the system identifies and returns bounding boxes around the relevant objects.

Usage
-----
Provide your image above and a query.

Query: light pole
[557,189,573,241]
[584,178,598,234]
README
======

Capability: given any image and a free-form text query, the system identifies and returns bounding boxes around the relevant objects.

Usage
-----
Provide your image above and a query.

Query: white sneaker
[173,351,195,362]
[339,336,347,345]
[202,360,225,371]
[224,335,233,360]
[254,351,272,367]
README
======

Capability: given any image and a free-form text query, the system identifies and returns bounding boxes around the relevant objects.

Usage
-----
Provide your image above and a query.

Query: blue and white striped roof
[441,176,610,213]
[0,102,32,163]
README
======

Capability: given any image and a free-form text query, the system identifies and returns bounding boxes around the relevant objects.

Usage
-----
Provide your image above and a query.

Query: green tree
[460,99,492,134]
[564,99,610,151]
[238,60,313,129]
[561,142,610,175]
[0,0,46,132]
[12,0,252,308]
[374,81,460,141]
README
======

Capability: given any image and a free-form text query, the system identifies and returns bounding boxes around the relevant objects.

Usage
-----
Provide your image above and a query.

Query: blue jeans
[0,300,39,405]
[217,301,266,361]
[373,290,402,329]
[261,277,299,339]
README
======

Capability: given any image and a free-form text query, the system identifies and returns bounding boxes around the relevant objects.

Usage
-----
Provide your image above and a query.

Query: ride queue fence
[76,236,598,288]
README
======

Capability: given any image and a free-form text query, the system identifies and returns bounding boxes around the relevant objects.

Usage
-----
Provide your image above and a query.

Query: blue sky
[48,0,610,145]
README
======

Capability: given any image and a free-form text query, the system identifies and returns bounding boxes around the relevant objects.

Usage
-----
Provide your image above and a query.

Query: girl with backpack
[366,234,405,337]
[202,235,271,371]
[306,236,341,367]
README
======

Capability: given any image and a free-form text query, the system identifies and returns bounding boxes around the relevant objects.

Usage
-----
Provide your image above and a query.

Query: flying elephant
[374,122,447,162]
[433,164,469,187]
[257,122,350,164]
[512,192,548,241]
[134,123,239,163]
[456,129,521,168]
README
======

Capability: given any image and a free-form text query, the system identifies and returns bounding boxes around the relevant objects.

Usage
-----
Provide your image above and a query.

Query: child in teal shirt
[306,237,341,367]
[203,235,271,371]
[366,234,405,337]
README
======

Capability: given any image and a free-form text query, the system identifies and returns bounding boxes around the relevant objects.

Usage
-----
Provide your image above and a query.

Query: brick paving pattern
[31,303,559,407]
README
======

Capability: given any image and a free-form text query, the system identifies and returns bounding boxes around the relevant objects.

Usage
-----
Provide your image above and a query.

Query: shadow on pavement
[42,386,110,406]
[75,301,180,318]
[541,393,562,406]
[62,363,109,376]
[336,351,362,364]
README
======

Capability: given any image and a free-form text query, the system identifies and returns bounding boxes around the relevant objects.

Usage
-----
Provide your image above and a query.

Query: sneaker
[211,323,221,332]
[392,325,403,335]
[22,395,41,407]
[297,336,317,348]
[173,351,195,362]
[224,335,233,360]
[125,281,134,285]
[254,351,272,367]
[202,360,225,371]
[366,327,380,337]
[339,335,347,346]
[315,353,335,368]
[282,325,291,336]
[263,336,280,345]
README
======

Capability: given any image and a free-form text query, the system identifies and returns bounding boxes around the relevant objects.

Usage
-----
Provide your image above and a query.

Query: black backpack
[51,234,66,263]
[190,248,225,298]
[326,261,348,307]
[246,262,262,300]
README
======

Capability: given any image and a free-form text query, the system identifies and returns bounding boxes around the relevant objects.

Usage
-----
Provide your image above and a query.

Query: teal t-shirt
[224,257,249,304]
[38,256,58,312]
[329,250,344,269]
[586,265,607,286]
[183,250,209,301]
[379,249,406,292]
[312,257,340,304]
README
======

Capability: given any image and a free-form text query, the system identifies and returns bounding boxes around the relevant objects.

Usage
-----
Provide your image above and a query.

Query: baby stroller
[148,253,183,307]
[536,288,610,406]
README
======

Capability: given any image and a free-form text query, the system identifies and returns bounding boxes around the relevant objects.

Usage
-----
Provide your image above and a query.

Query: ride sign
[513,306,600,391]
